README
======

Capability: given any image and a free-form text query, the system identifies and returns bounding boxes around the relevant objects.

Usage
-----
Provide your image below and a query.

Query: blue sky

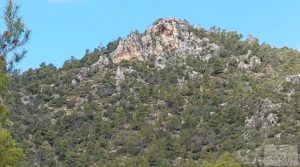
[0,0,299,71]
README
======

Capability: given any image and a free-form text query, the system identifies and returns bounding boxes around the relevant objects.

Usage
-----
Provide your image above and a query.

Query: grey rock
[237,50,261,71]
[115,66,125,92]
[285,74,300,85]
[111,18,220,64]
[71,79,77,85]
[77,67,90,81]
[91,55,110,70]
[155,56,166,69]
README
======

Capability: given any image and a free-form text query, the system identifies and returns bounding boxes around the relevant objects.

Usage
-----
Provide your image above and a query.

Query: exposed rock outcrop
[77,67,90,81]
[91,55,110,70]
[115,66,125,91]
[155,56,166,69]
[115,66,125,82]
[244,98,281,137]
[111,18,220,64]
[285,74,300,85]
[237,50,261,71]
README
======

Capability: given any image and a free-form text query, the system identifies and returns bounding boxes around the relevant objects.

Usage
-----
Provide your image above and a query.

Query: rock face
[285,74,300,85]
[91,55,110,70]
[237,50,261,71]
[112,18,220,64]
[245,98,281,127]
[115,66,125,83]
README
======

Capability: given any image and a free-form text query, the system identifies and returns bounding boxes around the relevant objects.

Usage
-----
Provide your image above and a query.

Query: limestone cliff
[112,18,220,63]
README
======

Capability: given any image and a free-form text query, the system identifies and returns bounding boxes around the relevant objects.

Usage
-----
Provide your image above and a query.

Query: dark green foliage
[210,57,225,75]
[106,38,121,53]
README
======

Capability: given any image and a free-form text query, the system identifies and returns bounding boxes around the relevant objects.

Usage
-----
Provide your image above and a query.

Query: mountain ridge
[5,18,300,166]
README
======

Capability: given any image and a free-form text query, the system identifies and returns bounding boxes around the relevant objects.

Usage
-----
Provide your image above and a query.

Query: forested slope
[6,18,300,166]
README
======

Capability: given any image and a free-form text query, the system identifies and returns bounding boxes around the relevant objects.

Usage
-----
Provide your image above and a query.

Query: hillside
[5,18,300,166]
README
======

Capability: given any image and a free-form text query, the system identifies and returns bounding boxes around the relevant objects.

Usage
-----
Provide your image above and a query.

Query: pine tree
[0,0,30,72]
[0,0,30,166]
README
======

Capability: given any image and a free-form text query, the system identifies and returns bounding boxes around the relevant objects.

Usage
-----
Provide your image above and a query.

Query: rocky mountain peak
[112,18,220,63]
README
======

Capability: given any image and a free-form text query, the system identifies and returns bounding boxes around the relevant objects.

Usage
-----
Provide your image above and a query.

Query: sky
[0,0,299,71]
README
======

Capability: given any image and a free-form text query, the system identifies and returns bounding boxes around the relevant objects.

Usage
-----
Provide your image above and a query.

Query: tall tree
[0,0,30,166]
[0,0,30,72]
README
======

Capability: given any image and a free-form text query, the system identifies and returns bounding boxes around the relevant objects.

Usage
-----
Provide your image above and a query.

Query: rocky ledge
[111,18,220,64]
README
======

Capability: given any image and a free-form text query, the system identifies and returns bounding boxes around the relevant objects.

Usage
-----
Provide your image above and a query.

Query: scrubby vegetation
[4,20,300,166]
